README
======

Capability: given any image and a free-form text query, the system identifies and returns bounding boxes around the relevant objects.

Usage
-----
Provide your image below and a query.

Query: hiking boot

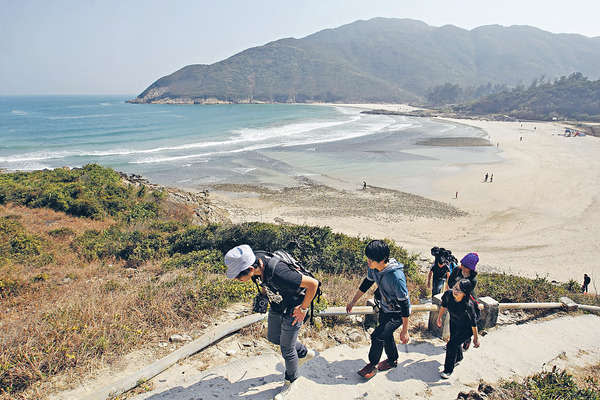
[376,359,397,371]
[463,338,471,351]
[298,349,316,367]
[440,371,452,379]
[273,380,293,400]
[357,363,377,379]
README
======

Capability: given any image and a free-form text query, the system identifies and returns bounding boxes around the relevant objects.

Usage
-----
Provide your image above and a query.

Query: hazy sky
[2,0,599,95]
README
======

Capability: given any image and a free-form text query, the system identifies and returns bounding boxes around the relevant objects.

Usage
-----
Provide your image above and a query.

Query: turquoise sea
[0,95,499,194]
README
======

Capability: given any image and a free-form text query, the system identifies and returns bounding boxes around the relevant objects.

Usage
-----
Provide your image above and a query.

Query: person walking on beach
[484,173,488,182]
[224,245,319,399]
[363,181,367,190]
[490,173,493,183]
[437,279,480,379]
[582,274,591,293]
[346,240,411,379]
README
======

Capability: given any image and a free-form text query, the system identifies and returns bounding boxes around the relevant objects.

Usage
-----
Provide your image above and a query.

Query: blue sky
[1,0,599,95]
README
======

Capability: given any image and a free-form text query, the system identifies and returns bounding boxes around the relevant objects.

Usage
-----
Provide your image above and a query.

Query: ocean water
[0,95,499,194]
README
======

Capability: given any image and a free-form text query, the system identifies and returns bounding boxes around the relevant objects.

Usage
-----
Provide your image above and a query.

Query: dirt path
[129,314,600,400]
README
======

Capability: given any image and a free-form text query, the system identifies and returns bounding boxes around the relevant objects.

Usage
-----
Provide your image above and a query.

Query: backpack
[261,250,322,324]
[468,295,482,327]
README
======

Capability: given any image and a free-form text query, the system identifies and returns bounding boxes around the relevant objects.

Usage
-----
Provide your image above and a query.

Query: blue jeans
[267,310,307,382]
[432,278,446,297]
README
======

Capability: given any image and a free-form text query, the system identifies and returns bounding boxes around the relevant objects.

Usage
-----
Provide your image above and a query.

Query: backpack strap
[270,251,322,325]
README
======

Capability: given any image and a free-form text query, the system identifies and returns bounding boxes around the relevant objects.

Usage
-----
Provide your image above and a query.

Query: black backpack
[468,295,482,327]
[259,250,322,324]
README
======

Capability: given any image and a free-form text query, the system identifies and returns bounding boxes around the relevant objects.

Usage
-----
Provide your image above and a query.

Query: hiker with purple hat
[447,252,479,292]
[447,252,479,351]
[224,245,319,400]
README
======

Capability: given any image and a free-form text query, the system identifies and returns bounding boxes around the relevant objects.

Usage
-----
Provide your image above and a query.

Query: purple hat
[460,252,479,271]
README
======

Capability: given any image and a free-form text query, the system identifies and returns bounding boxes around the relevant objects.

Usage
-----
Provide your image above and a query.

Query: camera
[252,293,269,313]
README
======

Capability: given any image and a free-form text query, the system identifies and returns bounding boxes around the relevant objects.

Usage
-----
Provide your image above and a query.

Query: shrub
[0,165,166,222]
[47,227,76,238]
[498,367,600,399]
[0,217,49,266]
[162,250,224,273]
[167,222,419,279]
[72,227,169,266]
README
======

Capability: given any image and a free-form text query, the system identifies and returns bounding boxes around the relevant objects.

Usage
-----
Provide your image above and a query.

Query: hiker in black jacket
[225,245,319,400]
[447,252,479,292]
[436,279,480,379]
[447,252,479,351]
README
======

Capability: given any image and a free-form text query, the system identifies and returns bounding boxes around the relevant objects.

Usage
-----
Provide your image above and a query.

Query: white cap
[224,244,256,279]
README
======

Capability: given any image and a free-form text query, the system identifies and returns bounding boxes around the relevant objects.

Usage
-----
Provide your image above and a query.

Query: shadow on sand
[140,342,448,399]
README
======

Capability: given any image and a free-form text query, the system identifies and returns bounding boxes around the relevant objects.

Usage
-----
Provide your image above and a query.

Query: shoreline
[207,114,600,284]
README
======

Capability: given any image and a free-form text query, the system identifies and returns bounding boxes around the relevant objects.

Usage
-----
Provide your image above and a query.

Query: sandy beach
[210,108,600,285]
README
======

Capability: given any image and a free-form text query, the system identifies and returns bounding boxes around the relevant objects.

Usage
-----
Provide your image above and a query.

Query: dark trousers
[368,311,403,365]
[444,330,472,374]
[432,278,445,296]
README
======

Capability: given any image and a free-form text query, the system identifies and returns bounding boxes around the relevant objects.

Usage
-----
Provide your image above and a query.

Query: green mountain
[130,18,600,104]
[453,72,600,121]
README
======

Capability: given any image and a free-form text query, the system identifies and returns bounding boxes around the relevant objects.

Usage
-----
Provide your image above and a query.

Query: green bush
[162,250,224,273]
[72,227,169,266]
[0,165,164,222]
[167,222,419,279]
[0,217,49,266]
[47,227,76,238]
[500,367,600,399]
[477,273,569,303]
[149,220,187,233]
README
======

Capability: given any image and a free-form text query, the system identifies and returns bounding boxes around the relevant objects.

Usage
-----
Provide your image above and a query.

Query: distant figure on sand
[455,191,458,199]
[490,174,493,183]
[437,279,481,379]
[582,274,591,293]
[520,136,523,142]
[484,173,488,182]
[363,181,367,190]
[347,240,410,380]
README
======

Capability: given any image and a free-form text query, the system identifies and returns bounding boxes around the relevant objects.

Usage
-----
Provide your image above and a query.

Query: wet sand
[207,112,600,285]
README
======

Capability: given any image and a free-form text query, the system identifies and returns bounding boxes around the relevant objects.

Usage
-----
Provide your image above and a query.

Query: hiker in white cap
[225,244,319,400]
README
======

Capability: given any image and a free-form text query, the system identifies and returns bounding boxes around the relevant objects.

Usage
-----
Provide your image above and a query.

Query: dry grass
[0,206,243,399]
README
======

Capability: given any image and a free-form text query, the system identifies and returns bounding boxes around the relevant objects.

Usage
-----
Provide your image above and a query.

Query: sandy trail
[130,314,600,400]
